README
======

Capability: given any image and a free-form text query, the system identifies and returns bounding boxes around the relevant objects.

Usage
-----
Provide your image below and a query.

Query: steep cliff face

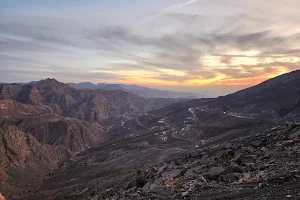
[0,79,138,123]
[0,100,105,152]
[0,84,25,100]
[99,90,147,114]
[0,99,106,198]
[0,125,73,198]
[17,117,104,152]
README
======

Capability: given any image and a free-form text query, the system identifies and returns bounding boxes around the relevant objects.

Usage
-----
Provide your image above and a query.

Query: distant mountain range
[67,82,203,99]
[2,70,300,199]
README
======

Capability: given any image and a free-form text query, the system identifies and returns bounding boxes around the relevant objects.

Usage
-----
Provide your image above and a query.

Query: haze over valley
[1,1,300,199]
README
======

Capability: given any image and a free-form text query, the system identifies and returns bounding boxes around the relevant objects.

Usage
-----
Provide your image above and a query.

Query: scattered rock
[229,163,243,173]
[157,164,167,174]
[215,151,225,159]
[250,140,262,147]
[153,177,164,186]
[181,191,189,197]
[77,188,89,195]
[162,169,182,178]
[111,123,300,199]
[142,182,152,192]
[204,167,225,180]
[105,188,114,196]
[289,130,300,139]
[233,150,242,162]
[89,195,98,200]
[198,175,207,183]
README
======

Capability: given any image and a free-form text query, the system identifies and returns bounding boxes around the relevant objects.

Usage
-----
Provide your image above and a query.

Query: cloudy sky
[1,0,300,96]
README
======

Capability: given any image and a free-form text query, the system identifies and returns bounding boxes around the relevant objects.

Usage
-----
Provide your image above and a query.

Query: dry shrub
[136,169,147,188]
[0,193,5,200]
[165,177,181,188]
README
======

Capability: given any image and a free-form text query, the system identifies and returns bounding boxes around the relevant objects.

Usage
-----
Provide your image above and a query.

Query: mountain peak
[41,78,59,83]
[34,78,65,87]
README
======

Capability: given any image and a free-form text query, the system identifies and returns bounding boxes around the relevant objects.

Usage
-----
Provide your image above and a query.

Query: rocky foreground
[96,121,300,200]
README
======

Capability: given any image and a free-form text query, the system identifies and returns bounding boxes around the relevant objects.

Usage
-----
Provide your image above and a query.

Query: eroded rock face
[17,117,104,152]
[0,100,105,152]
[0,79,185,124]
[0,99,107,198]
[0,80,120,123]
[0,125,73,198]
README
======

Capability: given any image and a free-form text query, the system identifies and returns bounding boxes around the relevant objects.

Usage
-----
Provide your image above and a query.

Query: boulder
[233,150,242,162]
[250,140,262,147]
[157,164,167,174]
[181,191,189,197]
[289,130,300,139]
[142,181,152,192]
[162,169,182,178]
[215,151,225,159]
[204,167,225,180]
[153,177,164,186]
[184,168,195,179]
[228,163,244,173]
[105,188,114,196]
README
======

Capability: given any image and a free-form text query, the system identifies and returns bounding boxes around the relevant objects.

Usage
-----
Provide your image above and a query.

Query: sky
[1,0,300,96]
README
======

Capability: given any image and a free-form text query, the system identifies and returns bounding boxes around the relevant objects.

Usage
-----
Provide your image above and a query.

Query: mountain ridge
[1,70,300,199]
[68,82,203,99]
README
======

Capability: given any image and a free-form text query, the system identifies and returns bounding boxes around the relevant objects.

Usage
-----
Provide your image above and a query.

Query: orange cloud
[121,66,292,88]
[215,66,291,86]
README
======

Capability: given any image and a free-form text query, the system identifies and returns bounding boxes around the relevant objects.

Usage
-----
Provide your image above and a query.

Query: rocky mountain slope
[152,70,300,119]
[0,79,185,124]
[207,70,300,119]
[0,100,105,152]
[104,121,300,200]
[0,99,106,199]
[0,125,73,198]
[0,79,186,199]
[18,118,300,200]
[1,70,300,199]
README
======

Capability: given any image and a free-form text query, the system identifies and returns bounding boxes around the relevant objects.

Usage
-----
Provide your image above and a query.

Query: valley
[0,70,300,199]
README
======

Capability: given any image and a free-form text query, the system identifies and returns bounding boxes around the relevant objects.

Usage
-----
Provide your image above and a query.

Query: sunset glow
[1,0,300,96]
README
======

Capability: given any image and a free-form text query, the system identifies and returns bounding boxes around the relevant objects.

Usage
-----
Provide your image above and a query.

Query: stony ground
[99,122,300,200]
[15,121,300,200]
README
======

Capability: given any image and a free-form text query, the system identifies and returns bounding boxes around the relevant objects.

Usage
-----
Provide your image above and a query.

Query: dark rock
[289,130,300,139]
[250,140,262,147]
[125,178,136,190]
[204,167,225,180]
[161,169,182,178]
[153,177,164,186]
[224,143,233,149]
[181,191,189,197]
[77,188,89,195]
[126,187,137,193]
[215,151,225,159]
[233,150,242,162]
[264,150,282,158]
[105,188,114,196]
[228,163,244,173]
[142,182,152,192]
[184,168,195,179]
[157,164,167,174]
[197,175,207,183]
